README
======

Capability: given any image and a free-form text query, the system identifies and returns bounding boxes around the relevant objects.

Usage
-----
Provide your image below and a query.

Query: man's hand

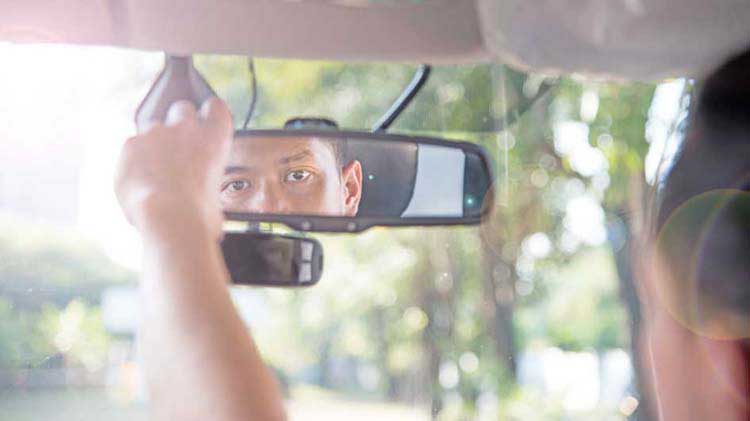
[115,98,232,238]
[113,98,286,420]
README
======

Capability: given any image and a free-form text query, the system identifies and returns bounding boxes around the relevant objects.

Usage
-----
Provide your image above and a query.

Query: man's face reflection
[221,136,362,216]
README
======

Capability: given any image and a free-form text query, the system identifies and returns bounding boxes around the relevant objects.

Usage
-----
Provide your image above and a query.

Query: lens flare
[654,189,750,340]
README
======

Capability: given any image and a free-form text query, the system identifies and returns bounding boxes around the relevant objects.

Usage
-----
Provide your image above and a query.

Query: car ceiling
[2,0,750,80]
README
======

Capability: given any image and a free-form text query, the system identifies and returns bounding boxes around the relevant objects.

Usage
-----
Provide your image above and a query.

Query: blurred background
[0,44,687,420]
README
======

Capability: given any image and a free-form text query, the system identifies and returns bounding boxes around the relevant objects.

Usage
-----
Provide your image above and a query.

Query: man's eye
[285,169,312,183]
[223,180,251,193]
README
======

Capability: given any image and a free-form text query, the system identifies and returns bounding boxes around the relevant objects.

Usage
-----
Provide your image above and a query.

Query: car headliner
[2,0,750,80]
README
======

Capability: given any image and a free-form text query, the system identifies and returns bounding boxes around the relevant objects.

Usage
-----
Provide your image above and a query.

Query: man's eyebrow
[278,149,312,165]
[224,165,251,174]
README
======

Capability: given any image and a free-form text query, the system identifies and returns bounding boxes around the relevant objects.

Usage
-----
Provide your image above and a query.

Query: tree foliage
[192,56,659,417]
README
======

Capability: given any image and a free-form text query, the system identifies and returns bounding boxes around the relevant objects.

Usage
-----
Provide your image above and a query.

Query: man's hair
[655,47,750,319]
[284,118,349,167]
[321,137,349,168]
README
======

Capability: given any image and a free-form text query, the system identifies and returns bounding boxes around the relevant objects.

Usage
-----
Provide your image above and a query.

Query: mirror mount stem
[245,222,262,233]
[372,64,431,132]
[134,53,216,130]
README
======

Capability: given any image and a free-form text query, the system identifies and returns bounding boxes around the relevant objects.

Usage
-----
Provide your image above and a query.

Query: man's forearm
[139,209,286,421]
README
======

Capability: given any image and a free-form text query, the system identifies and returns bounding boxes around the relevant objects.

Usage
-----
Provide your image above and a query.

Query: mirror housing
[223,129,494,232]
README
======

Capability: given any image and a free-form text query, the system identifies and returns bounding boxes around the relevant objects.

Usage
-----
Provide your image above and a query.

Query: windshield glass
[0,43,684,420]
[193,55,540,133]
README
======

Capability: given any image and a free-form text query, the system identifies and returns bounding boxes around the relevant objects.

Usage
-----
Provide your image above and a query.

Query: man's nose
[247,181,289,214]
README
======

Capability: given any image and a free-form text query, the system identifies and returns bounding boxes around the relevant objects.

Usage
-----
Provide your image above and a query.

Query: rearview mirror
[221,232,323,287]
[223,130,493,232]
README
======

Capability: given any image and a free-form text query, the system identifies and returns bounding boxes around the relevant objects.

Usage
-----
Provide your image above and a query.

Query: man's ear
[341,160,363,216]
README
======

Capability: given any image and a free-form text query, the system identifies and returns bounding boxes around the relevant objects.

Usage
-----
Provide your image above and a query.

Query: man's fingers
[199,98,233,141]
[198,98,234,167]
[138,119,162,135]
[166,100,198,127]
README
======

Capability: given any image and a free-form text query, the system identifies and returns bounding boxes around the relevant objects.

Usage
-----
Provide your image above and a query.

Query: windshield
[0,43,684,420]
[194,55,539,134]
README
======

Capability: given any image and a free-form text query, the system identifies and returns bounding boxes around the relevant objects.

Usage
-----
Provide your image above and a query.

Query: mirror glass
[222,130,492,228]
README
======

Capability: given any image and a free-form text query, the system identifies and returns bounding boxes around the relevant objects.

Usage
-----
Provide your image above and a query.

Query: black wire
[488,80,555,131]
[242,58,258,130]
[372,64,432,132]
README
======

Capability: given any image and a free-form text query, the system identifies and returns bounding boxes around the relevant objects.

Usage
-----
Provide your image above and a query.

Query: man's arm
[115,99,286,421]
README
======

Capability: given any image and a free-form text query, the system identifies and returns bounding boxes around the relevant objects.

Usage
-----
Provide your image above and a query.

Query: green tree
[193,57,661,419]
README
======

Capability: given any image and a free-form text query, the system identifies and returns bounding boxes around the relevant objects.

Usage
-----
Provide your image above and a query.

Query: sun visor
[0,0,488,63]
[477,0,750,80]
[4,1,750,80]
